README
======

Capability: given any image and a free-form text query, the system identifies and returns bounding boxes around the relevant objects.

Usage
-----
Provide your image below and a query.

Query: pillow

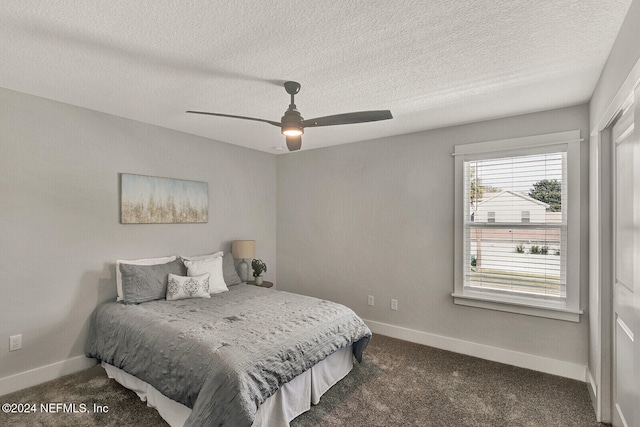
[183,256,228,294]
[166,273,211,301]
[222,252,242,286]
[180,251,223,262]
[116,255,177,301]
[119,258,186,304]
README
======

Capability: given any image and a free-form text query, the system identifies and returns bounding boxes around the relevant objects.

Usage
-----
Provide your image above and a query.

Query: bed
[85,280,371,427]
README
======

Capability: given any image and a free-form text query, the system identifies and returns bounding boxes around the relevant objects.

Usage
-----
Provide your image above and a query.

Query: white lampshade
[232,240,255,259]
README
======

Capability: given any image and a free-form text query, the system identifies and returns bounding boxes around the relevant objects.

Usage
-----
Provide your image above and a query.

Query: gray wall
[590,0,640,126]
[0,87,276,379]
[277,104,590,366]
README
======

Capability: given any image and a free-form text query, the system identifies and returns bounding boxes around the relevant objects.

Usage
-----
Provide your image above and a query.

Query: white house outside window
[453,131,583,321]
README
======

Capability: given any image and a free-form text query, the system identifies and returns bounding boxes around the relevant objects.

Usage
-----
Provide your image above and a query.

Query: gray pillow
[222,252,242,286]
[120,258,186,304]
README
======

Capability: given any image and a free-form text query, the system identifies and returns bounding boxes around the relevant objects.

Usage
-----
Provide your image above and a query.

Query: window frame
[452,130,583,322]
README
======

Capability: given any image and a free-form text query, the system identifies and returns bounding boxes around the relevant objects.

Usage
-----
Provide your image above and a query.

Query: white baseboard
[364,319,587,382]
[586,368,600,420]
[0,355,97,397]
[587,368,597,400]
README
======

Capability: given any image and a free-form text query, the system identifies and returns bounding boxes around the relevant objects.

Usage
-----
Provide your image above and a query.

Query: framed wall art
[120,173,208,224]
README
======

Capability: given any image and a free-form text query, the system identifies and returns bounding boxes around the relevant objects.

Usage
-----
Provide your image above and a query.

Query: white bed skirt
[102,344,353,427]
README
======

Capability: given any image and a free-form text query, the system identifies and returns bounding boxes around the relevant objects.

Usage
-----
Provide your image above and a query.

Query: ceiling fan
[187,81,393,151]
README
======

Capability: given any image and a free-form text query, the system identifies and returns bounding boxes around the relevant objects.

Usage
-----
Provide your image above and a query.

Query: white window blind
[464,152,567,300]
[452,130,583,322]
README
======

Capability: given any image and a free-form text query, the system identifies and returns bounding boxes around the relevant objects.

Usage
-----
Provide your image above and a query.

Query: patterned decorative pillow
[119,258,187,304]
[116,255,177,301]
[166,273,211,301]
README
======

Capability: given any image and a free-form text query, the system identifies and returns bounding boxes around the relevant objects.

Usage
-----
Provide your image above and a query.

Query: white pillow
[116,255,177,301]
[181,251,223,262]
[166,273,211,301]
[183,256,228,294]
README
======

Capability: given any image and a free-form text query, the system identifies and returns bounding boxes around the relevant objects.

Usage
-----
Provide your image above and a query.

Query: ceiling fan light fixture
[281,107,304,137]
[282,127,303,136]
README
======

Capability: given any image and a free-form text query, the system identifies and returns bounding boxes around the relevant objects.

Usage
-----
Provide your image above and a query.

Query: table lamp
[232,240,255,282]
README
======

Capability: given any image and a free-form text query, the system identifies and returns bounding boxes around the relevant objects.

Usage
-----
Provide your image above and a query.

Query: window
[453,131,583,321]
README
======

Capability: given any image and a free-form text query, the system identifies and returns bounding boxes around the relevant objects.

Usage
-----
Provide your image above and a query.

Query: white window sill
[451,293,583,322]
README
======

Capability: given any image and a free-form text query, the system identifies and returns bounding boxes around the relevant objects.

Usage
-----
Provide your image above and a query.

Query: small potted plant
[251,259,267,285]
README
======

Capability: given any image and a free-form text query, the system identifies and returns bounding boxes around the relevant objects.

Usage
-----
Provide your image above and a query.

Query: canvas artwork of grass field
[121,173,208,224]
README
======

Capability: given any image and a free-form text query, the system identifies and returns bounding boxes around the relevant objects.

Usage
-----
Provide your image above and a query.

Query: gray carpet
[0,335,606,427]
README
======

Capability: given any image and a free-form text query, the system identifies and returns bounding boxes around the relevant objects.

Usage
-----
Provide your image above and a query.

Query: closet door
[611,87,639,427]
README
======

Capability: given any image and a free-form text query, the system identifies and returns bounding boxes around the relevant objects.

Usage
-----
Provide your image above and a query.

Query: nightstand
[248,280,273,288]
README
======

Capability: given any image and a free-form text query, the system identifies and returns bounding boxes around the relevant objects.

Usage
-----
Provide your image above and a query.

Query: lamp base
[238,259,249,282]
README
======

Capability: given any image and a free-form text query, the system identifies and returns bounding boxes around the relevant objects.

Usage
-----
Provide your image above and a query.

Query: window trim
[452,130,584,322]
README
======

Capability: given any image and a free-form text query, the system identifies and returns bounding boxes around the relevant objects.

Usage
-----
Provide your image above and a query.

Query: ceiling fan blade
[286,136,302,151]
[302,110,392,128]
[186,111,281,127]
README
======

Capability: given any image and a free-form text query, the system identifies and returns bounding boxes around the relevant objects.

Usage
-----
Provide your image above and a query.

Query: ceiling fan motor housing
[281,109,304,136]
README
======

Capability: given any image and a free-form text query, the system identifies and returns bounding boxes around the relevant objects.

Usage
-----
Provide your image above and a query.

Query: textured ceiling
[0,1,633,153]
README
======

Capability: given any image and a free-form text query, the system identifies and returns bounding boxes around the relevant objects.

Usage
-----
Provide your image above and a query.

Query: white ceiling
[0,1,633,153]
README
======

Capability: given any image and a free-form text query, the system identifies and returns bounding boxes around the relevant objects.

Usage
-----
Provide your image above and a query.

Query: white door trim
[589,56,640,423]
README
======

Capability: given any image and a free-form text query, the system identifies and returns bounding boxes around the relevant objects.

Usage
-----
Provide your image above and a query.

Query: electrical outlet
[391,299,398,311]
[367,295,374,306]
[9,334,22,351]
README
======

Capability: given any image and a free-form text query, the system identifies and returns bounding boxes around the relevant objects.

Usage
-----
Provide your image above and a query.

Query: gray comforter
[85,284,371,427]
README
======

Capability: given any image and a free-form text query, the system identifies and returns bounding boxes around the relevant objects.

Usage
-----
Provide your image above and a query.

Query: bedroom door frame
[589,57,640,423]
[610,92,637,427]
